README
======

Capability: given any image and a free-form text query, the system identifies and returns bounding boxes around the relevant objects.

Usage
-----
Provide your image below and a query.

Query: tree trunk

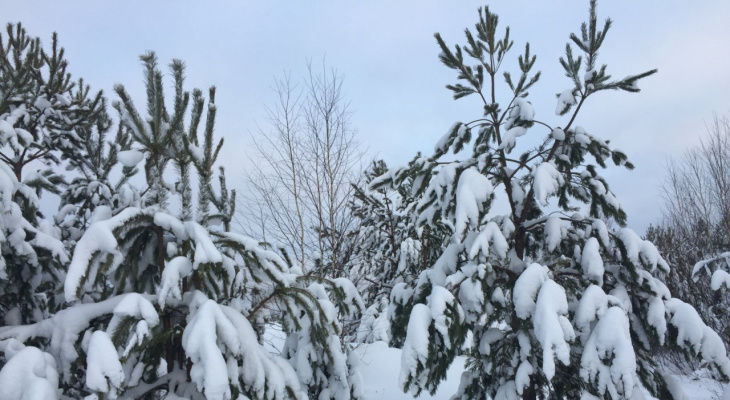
[522,380,537,400]
[157,227,174,373]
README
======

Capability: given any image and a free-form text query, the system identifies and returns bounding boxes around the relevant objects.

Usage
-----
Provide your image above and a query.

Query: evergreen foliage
[0,5,728,400]
[349,160,448,346]
[375,2,730,399]
[0,23,106,326]
[0,38,364,399]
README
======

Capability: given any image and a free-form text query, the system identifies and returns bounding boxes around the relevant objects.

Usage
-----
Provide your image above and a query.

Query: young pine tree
[349,160,448,345]
[378,2,730,399]
[0,23,107,326]
[0,53,363,400]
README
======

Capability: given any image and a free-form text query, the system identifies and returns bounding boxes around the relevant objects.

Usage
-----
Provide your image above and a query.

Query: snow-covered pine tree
[0,52,364,400]
[56,109,140,245]
[0,23,106,326]
[349,160,448,346]
[0,23,107,182]
[377,2,730,399]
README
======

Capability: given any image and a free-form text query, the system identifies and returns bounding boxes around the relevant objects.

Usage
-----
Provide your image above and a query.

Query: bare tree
[239,62,363,277]
[659,113,730,257]
[649,113,730,366]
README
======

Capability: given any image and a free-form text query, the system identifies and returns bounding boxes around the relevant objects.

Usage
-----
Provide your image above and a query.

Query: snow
[0,294,127,379]
[533,280,574,380]
[15,127,32,144]
[217,231,289,284]
[183,299,239,400]
[183,293,304,400]
[34,96,53,111]
[282,281,354,399]
[400,304,431,393]
[454,168,493,237]
[389,283,414,322]
[428,286,464,349]
[54,93,72,106]
[515,361,534,395]
[158,256,193,309]
[261,329,730,400]
[616,228,669,273]
[711,269,730,291]
[467,221,508,260]
[556,89,576,115]
[513,263,549,319]
[89,205,112,224]
[424,242,463,288]
[544,216,564,252]
[106,293,159,357]
[495,381,520,400]
[65,207,145,302]
[532,161,564,206]
[303,341,720,400]
[333,277,366,318]
[514,98,535,122]
[458,275,484,322]
[647,296,667,344]
[434,122,466,154]
[575,285,609,344]
[0,345,59,400]
[693,252,730,278]
[590,219,610,247]
[189,222,224,268]
[581,237,604,285]
[665,298,730,377]
[117,149,144,167]
[356,300,390,343]
[670,372,726,400]
[0,120,15,139]
[154,211,188,240]
[552,127,566,141]
[86,331,125,397]
[574,127,592,146]
[609,285,633,313]
[354,341,466,400]
[397,238,420,274]
[580,306,637,399]
[498,126,528,152]
[584,69,597,82]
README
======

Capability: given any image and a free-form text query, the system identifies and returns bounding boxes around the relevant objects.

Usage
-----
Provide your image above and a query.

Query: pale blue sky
[4,1,730,232]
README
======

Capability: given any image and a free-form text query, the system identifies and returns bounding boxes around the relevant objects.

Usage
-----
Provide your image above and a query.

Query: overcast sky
[4,1,730,232]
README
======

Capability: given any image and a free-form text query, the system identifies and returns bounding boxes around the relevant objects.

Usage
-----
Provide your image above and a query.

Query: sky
[4,1,730,233]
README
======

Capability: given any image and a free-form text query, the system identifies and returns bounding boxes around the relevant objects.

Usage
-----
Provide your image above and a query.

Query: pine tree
[0,52,364,400]
[379,2,730,399]
[0,23,107,326]
[56,109,140,245]
[349,160,448,345]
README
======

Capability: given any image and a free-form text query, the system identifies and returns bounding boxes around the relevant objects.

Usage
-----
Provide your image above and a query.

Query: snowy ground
[265,327,729,400]
[350,342,729,400]
[668,373,729,400]
[352,341,465,400]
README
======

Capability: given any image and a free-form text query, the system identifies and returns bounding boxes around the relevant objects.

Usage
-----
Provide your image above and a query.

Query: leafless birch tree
[239,62,363,277]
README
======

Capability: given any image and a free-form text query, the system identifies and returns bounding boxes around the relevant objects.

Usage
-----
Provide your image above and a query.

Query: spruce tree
[379,2,730,399]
